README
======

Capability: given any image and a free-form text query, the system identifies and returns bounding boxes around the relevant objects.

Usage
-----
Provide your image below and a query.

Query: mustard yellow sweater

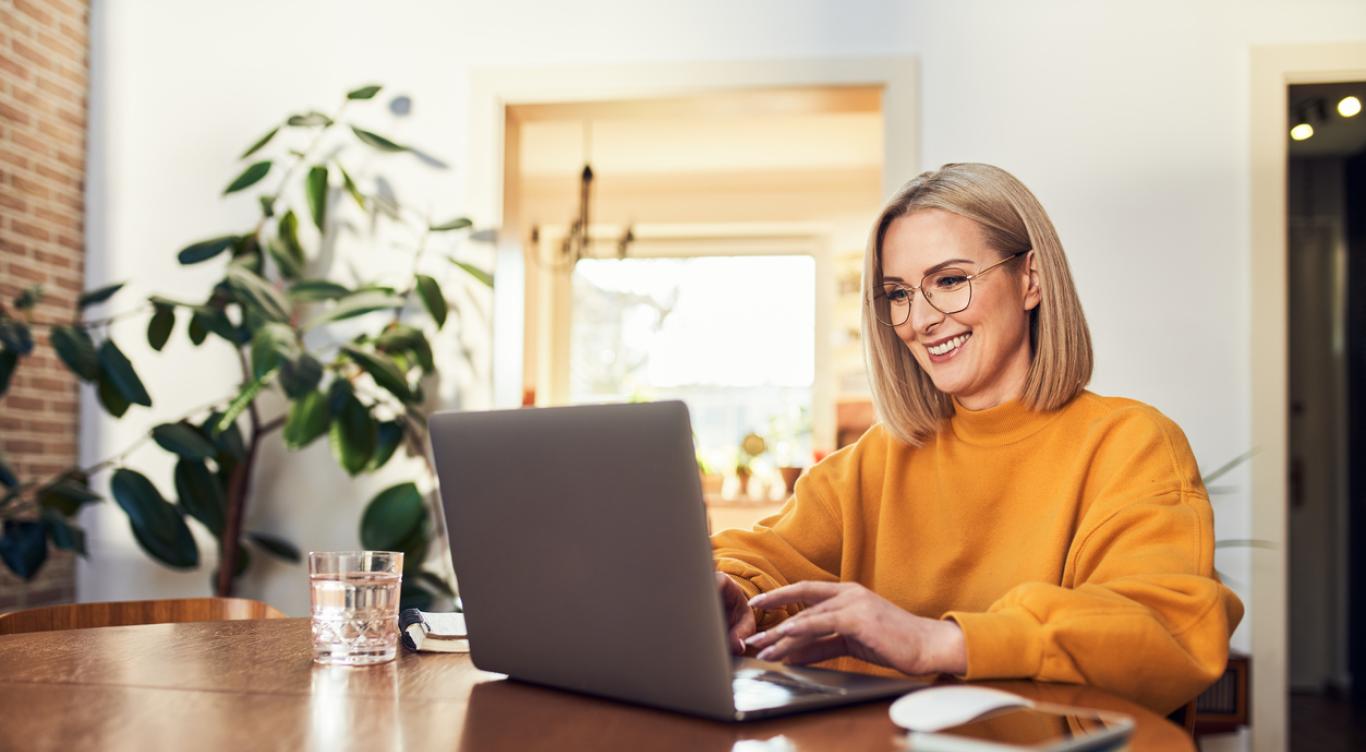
[712,392,1243,713]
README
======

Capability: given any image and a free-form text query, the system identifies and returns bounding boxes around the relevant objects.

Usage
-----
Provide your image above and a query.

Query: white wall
[84,1,1366,747]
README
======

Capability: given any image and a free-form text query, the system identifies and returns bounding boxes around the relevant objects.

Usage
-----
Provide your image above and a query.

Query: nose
[906,291,944,335]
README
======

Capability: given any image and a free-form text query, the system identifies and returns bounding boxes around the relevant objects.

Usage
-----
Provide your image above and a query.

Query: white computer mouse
[888,686,1032,732]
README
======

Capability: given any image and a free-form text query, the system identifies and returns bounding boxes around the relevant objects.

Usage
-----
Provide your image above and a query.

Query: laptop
[428,400,926,721]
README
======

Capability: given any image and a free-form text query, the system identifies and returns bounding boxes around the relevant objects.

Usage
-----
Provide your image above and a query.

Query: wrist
[937,618,967,675]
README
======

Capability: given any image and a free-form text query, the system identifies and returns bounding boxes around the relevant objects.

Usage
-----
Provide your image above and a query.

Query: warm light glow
[1290,123,1315,141]
[1338,96,1362,118]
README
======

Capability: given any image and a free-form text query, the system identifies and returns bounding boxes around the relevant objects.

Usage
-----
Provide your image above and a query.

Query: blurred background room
[0,1,1364,749]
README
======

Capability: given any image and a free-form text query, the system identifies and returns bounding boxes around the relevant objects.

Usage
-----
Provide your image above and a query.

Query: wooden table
[0,618,1192,751]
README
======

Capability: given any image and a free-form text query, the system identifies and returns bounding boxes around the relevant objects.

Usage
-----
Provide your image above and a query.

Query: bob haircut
[862,163,1093,446]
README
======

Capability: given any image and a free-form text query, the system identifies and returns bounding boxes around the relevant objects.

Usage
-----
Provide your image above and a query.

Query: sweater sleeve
[943,409,1245,714]
[711,438,861,629]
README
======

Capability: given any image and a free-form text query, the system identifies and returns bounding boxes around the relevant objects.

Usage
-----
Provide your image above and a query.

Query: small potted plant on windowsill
[734,432,767,500]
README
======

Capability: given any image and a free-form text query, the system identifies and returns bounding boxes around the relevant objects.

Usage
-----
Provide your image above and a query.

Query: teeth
[928,333,970,356]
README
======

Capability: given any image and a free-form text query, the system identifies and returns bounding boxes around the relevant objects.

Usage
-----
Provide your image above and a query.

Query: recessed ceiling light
[1290,123,1314,141]
[1338,95,1362,118]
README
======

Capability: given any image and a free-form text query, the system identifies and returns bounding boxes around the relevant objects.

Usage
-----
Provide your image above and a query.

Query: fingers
[780,634,848,666]
[728,619,755,655]
[748,581,845,610]
[744,610,845,655]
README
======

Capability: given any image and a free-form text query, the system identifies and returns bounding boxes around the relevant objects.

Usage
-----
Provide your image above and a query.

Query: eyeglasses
[871,251,1028,327]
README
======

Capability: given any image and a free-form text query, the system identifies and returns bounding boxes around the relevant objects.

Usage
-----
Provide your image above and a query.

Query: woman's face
[880,209,1040,410]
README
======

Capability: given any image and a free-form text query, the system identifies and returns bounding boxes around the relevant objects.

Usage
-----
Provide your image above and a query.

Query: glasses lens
[876,285,911,326]
[923,271,971,314]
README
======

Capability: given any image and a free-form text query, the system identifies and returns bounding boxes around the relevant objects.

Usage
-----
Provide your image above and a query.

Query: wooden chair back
[0,597,286,635]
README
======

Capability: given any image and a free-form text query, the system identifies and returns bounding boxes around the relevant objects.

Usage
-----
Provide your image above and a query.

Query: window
[569,255,815,473]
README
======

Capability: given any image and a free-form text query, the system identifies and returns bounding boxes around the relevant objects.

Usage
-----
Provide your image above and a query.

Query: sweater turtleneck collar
[948,396,1062,446]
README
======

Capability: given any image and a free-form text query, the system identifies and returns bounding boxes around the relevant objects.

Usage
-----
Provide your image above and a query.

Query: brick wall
[0,0,90,610]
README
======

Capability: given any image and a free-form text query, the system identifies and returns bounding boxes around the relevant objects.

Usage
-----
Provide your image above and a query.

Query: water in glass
[310,570,401,665]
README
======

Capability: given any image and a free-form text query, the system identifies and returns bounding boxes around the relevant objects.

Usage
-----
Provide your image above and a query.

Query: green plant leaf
[394,515,431,570]
[347,84,382,100]
[304,290,406,328]
[0,349,16,397]
[110,468,199,569]
[178,235,239,265]
[369,420,405,471]
[329,386,376,475]
[96,371,130,417]
[0,520,48,580]
[50,325,98,380]
[13,285,42,310]
[287,279,350,302]
[306,165,328,231]
[77,282,124,309]
[147,304,175,351]
[152,422,217,460]
[277,209,305,264]
[1201,450,1259,486]
[41,508,87,556]
[97,339,151,407]
[226,266,290,323]
[249,322,298,380]
[187,311,209,345]
[200,410,247,465]
[265,240,302,280]
[278,352,323,399]
[429,217,472,232]
[342,345,413,403]
[287,111,332,127]
[376,325,433,373]
[0,454,17,488]
[449,258,494,288]
[37,474,101,516]
[408,569,455,598]
[360,482,424,551]
[350,126,407,152]
[399,582,435,611]
[210,543,252,587]
[216,377,267,435]
[336,163,365,209]
[241,126,280,159]
[173,458,226,537]
[224,160,272,195]
[283,389,331,449]
[0,319,33,355]
[246,531,301,562]
[414,274,447,329]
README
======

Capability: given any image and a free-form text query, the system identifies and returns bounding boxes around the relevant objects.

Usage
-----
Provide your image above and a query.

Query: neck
[953,344,1033,410]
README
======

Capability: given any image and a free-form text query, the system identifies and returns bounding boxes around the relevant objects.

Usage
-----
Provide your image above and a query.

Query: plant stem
[216,349,267,596]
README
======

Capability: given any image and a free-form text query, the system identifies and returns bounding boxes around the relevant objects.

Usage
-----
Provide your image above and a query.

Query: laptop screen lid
[429,401,735,717]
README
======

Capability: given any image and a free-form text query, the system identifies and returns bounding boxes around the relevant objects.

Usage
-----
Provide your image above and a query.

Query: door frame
[464,57,920,412]
[1249,42,1366,752]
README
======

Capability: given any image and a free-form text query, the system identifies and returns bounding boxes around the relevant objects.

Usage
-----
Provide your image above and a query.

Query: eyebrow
[882,258,975,283]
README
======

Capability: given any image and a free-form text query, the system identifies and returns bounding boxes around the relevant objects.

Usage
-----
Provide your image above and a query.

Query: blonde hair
[862,163,1093,446]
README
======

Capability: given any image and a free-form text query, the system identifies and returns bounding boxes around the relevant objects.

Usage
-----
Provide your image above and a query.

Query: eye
[931,273,968,290]
[884,287,911,303]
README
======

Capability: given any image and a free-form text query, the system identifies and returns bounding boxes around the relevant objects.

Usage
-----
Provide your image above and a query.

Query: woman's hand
[716,572,756,655]
[743,581,967,675]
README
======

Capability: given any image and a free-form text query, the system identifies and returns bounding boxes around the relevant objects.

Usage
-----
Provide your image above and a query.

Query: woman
[712,163,1243,714]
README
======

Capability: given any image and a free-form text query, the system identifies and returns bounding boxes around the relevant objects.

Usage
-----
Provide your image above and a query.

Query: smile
[926,333,971,358]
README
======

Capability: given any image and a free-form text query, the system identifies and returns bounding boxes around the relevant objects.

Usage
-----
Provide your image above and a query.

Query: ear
[1021,251,1042,311]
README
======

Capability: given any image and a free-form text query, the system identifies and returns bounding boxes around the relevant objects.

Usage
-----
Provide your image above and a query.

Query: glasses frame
[872,250,1029,326]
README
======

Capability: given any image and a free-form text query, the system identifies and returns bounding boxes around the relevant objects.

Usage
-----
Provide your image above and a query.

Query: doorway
[1286,80,1366,752]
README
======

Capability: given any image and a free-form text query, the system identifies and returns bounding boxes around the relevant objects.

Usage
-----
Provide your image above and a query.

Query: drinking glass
[309,551,404,665]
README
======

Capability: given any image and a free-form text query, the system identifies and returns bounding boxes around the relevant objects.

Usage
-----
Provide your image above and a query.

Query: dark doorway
[1286,81,1366,752]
